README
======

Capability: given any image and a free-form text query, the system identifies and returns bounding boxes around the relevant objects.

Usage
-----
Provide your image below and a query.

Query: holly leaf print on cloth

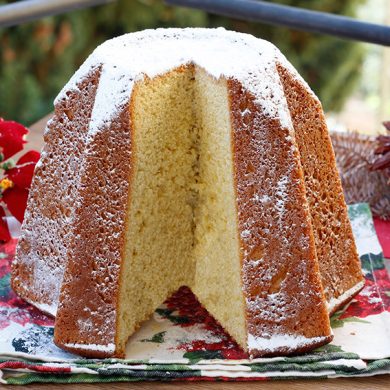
[183,350,224,364]
[0,273,10,298]
[314,344,344,353]
[141,331,166,343]
[12,325,54,354]
[330,310,370,328]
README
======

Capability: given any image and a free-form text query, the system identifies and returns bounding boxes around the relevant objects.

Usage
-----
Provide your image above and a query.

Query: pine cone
[371,121,390,179]
[330,131,390,219]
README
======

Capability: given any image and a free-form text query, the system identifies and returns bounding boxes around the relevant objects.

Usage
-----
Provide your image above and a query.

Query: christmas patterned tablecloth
[0,203,389,385]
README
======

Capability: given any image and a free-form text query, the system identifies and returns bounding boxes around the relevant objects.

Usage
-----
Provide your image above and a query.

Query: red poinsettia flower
[165,287,247,359]
[0,119,40,242]
[340,269,390,319]
[6,150,40,189]
[0,118,28,161]
[2,151,40,224]
[0,206,11,242]
[2,187,29,224]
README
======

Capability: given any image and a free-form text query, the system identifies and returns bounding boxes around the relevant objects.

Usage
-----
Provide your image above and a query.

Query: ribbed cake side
[11,66,102,316]
[228,74,333,357]
[276,64,365,314]
[53,80,133,358]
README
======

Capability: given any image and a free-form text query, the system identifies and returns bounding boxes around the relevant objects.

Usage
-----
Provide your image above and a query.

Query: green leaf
[347,203,371,222]
[141,331,166,344]
[0,0,366,123]
[155,308,190,325]
[1,160,14,171]
[315,344,344,353]
[0,273,11,297]
[330,311,370,328]
[342,317,370,324]
[183,350,223,364]
[360,253,385,272]
[330,318,344,329]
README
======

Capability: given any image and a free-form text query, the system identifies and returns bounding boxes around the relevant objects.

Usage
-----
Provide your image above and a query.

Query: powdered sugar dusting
[13,66,102,315]
[29,300,58,317]
[234,72,330,353]
[247,333,329,353]
[63,342,115,353]
[57,28,303,136]
[88,66,134,138]
[327,281,365,313]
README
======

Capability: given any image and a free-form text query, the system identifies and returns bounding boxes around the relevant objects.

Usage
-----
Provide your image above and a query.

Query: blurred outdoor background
[0,0,389,135]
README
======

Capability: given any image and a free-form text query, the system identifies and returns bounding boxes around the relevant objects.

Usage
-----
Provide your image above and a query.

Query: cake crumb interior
[117,65,247,352]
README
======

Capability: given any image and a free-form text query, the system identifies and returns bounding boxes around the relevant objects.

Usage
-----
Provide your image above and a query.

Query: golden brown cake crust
[11,66,102,315]
[228,79,333,356]
[53,80,134,358]
[276,64,364,313]
[53,68,334,359]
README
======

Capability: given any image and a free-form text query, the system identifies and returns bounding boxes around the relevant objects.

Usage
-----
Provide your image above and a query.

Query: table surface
[14,115,389,389]
[9,376,390,390]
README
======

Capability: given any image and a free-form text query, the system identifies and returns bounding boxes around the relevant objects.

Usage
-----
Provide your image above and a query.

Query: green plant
[0,0,365,124]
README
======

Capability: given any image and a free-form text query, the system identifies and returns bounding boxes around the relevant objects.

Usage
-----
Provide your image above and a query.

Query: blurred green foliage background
[0,0,365,124]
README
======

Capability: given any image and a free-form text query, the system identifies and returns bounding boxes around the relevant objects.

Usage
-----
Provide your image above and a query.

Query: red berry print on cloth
[163,287,247,360]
